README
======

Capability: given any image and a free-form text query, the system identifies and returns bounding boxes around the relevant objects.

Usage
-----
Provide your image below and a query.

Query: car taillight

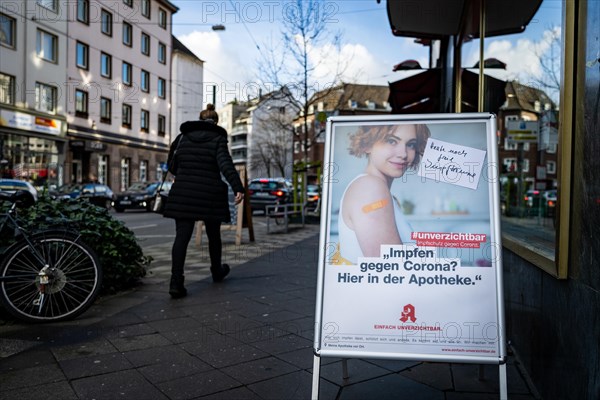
[271,190,284,197]
[547,200,555,207]
[248,190,254,195]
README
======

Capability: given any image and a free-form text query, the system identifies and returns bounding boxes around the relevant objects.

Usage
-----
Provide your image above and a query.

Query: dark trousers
[172,219,222,277]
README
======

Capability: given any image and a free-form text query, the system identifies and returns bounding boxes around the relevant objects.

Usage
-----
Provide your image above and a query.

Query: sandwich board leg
[311,355,321,400]
[342,359,349,381]
[499,363,508,400]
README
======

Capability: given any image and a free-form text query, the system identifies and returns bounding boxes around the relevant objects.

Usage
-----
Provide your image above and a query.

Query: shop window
[0,13,16,49]
[139,160,148,182]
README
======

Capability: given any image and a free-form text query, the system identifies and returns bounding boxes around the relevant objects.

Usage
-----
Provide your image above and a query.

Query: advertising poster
[314,114,505,363]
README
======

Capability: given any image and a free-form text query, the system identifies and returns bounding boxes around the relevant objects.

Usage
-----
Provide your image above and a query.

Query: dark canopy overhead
[386,0,542,39]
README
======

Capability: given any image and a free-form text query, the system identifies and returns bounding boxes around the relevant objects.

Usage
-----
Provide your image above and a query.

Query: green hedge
[2,196,151,294]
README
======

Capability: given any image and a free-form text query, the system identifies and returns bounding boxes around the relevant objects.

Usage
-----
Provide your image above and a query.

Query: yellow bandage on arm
[361,199,389,213]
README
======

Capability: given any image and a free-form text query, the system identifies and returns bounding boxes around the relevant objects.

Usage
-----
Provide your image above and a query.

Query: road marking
[129,224,158,230]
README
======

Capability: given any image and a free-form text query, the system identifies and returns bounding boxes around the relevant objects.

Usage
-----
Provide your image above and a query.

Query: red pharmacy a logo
[400,304,416,323]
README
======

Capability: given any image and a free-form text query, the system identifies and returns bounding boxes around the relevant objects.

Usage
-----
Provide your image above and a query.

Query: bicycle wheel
[0,231,102,322]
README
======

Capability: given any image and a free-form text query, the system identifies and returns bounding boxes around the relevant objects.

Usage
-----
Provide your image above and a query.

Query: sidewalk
[0,220,540,399]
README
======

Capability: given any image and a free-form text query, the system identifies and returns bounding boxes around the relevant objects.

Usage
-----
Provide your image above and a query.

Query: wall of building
[171,53,203,143]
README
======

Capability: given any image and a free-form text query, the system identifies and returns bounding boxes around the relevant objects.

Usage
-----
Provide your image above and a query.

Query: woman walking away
[163,104,244,298]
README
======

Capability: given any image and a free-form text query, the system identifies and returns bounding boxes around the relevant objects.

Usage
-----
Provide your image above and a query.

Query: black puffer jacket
[163,120,244,222]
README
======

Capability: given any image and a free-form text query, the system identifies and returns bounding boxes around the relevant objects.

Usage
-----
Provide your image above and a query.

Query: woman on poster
[334,123,430,264]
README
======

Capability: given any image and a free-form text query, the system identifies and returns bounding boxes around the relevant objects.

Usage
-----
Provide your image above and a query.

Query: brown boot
[169,276,187,298]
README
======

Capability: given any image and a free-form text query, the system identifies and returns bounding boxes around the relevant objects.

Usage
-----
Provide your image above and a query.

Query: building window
[120,158,130,192]
[139,160,148,182]
[141,0,150,18]
[76,41,89,69]
[101,9,112,36]
[141,32,150,56]
[122,22,132,46]
[36,29,57,63]
[504,138,517,150]
[122,61,132,86]
[140,109,149,132]
[159,8,167,28]
[141,70,150,92]
[158,42,166,64]
[503,157,517,173]
[101,52,112,78]
[158,114,166,136]
[35,82,56,113]
[123,0,132,7]
[0,13,16,48]
[0,73,15,105]
[122,104,132,128]
[100,97,111,123]
[547,143,557,154]
[75,89,88,117]
[157,77,165,98]
[522,158,530,173]
[37,0,57,12]
[547,161,556,175]
[77,0,89,23]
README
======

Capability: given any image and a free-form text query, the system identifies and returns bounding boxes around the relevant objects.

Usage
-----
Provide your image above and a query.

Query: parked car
[53,183,114,209]
[112,181,172,212]
[0,179,38,204]
[248,178,293,212]
[524,189,557,217]
[305,184,321,212]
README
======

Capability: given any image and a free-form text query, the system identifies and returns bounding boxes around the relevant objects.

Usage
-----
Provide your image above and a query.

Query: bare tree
[532,26,561,102]
[249,106,294,178]
[257,0,347,165]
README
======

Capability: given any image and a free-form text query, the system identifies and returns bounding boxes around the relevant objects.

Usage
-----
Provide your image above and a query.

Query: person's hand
[234,192,244,205]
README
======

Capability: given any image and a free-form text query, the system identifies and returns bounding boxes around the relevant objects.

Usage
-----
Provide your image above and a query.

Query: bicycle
[0,190,102,323]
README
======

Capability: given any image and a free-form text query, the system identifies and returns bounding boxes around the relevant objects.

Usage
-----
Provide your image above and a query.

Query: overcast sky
[171,1,562,107]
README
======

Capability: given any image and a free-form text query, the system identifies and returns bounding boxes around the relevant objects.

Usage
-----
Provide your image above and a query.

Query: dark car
[112,181,172,212]
[53,183,114,209]
[248,178,293,212]
[305,184,321,212]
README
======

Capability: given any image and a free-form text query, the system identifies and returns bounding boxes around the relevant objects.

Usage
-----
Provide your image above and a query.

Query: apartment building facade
[66,0,177,191]
[0,0,69,185]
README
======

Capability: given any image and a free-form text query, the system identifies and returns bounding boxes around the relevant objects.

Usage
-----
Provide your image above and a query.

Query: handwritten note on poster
[418,138,487,190]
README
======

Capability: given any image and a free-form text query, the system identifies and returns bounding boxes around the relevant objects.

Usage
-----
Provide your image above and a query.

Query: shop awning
[386,0,543,39]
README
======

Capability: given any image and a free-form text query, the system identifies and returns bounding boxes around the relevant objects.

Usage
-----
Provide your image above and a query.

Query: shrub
[3,195,150,294]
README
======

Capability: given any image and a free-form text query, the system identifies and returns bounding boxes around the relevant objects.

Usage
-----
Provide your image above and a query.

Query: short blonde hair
[348,124,430,166]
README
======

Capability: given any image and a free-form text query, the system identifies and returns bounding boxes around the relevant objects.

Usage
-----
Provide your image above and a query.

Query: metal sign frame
[312,113,507,399]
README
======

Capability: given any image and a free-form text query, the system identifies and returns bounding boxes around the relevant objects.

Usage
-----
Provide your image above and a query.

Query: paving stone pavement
[0,219,541,400]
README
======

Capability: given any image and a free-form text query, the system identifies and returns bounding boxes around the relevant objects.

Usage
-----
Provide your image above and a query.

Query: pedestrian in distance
[334,123,430,265]
[163,104,245,298]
